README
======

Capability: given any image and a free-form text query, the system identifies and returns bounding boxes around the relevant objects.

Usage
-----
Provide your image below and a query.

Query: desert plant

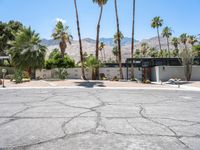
[180,48,194,81]
[56,68,68,80]
[14,68,23,84]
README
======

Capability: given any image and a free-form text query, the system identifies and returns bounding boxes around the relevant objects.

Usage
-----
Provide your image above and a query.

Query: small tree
[180,48,194,81]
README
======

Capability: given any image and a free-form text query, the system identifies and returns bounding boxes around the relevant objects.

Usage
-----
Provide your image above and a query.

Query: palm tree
[85,54,101,80]
[52,21,73,59]
[114,0,123,79]
[171,37,180,57]
[99,42,105,61]
[180,33,188,49]
[162,26,172,57]
[187,35,198,46]
[151,16,163,51]
[171,37,179,50]
[131,0,136,78]
[74,0,86,80]
[112,46,119,62]
[93,0,108,79]
[9,27,46,76]
[141,42,149,57]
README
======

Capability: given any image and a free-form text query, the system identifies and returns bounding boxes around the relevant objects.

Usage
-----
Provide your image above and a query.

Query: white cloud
[55,18,66,24]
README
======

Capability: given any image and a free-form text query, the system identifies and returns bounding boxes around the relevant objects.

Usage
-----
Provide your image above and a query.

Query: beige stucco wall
[152,66,200,82]
[36,67,142,80]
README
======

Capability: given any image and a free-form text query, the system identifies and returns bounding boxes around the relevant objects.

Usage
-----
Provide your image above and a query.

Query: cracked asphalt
[0,88,200,150]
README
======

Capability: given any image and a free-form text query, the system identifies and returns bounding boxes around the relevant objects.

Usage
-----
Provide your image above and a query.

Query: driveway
[0,88,199,150]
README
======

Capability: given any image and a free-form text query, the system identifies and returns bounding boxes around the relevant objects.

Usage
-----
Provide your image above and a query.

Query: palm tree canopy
[99,42,105,51]
[114,31,124,44]
[180,33,188,44]
[151,16,163,29]
[187,35,198,45]
[162,26,172,38]
[52,21,73,44]
[112,46,119,56]
[85,54,101,70]
[9,27,46,70]
[92,0,108,6]
[171,37,180,48]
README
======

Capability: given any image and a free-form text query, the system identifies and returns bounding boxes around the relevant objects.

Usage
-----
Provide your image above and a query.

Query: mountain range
[41,37,176,63]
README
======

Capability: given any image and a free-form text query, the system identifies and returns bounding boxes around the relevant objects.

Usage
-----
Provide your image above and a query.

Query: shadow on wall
[74,81,105,88]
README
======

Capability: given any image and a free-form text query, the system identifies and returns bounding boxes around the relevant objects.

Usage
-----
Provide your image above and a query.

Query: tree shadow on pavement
[74,81,105,88]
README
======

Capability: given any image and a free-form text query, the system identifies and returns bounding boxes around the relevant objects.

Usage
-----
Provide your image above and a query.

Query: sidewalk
[1,79,200,91]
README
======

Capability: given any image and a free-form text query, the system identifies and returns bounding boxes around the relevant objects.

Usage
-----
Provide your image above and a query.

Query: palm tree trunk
[95,6,103,80]
[157,27,162,55]
[167,37,170,58]
[74,0,86,80]
[131,0,136,79]
[114,0,124,79]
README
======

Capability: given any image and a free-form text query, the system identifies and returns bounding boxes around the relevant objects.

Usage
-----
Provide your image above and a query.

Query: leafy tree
[114,0,123,79]
[162,26,172,57]
[52,21,73,58]
[192,45,200,57]
[93,0,108,80]
[9,27,46,75]
[85,54,101,80]
[0,21,23,56]
[46,50,75,69]
[151,16,163,51]
[74,0,86,79]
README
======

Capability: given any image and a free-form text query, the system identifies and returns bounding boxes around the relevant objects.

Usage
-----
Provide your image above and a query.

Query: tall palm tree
[9,27,46,75]
[74,0,86,80]
[151,16,163,51]
[171,37,180,57]
[114,0,123,79]
[93,0,108,79]
[162,26,172,57]
[52,21,73,59]
[187,35,198,46]
[131,0,136,78]
[180,33,188,49]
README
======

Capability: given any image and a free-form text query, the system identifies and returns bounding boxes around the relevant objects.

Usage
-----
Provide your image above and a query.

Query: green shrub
[14,69,23,84]
[56,68,68,80]
[45,55,75,69]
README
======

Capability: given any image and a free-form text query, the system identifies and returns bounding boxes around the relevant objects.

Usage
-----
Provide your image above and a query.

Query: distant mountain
[41,36,179,63]
[41,37,138,47]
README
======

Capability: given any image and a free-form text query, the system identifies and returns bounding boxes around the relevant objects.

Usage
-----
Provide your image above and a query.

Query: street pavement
[0,88,200,150]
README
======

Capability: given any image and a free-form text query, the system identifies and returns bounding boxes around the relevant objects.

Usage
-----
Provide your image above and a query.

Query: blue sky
[0,0,199,40]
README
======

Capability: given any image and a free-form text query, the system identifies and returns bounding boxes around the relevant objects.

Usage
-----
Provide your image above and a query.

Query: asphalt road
[0,88,200,150]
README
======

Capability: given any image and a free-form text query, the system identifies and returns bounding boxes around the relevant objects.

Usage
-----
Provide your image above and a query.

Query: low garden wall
[35,68,142,80]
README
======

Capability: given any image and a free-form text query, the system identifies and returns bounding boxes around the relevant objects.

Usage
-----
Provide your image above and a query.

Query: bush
[23,71,30,79]
[56,68,68,80]
[45,55,75,69]
[14,69,23,84]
